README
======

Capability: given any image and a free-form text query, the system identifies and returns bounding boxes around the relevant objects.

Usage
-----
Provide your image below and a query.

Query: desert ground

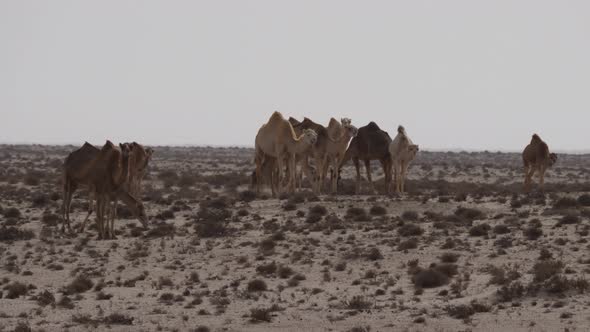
[1,144,590,332]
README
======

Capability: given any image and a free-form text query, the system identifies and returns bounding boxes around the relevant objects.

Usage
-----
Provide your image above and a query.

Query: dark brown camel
[523,134,558,192]
[80,141,148,239]
[339,122,393,194]
[289,117,331,193]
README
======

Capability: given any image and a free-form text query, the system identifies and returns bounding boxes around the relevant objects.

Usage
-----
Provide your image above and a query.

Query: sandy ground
[1,145,590,332]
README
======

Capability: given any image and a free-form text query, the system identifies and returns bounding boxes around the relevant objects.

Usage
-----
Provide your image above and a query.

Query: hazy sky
[1,1,589,151]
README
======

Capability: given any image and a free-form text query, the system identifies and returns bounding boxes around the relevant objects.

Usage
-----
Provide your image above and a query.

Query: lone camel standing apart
[522,134,557,192]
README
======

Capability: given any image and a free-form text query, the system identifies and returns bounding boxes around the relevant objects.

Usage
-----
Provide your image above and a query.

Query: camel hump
[269,111,284,124]
[366,122,380,131]
[83,141,93,148]
[398,126,405,134]
[531,134,542,143]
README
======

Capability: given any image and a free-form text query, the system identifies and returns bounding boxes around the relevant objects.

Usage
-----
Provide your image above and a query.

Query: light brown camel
[339,122,393,194]
[523,134,558,192]
[78,141,148,239]
[126,142,154,197]
[255,112,317,195]
[389,126,419,193]
[290,117,335,193]
[321,118,358,193]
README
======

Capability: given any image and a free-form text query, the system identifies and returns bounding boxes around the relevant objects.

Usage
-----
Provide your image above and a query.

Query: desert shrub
[446,302,490,319]
[454,207,485,221]
[469,223,491,237]
[309,205,328,216]
[401,210,419,221]
[524,225,543,240]
[532,260,564,282]
[344,296,373,310]
[277,265,294,279]
[412,268,449,288]
[247,279,268,292]
[63,275,94,294]
[346,207,370,222]
[398,223,423,237]
[35,290,56,307]
[249,304,283,323]
[103,313,134,325]
[365,247,383,261]
[370,205,387,216]
[496,281,525,302]
[238,190,256,203]
[145,222,175,238]
[2,207,21,218]
[41,213,59,226]
[0,227,35,242]
[13,322,32,332]
[578,194,590,207]
[493,224,510,234]
[398,238,419,250]
[282,201,297,211]
[31,193,49,207]
[194,197,231,237]
[305,213,323,224]
[557,214,579,226]
[4,282,29,299]
[553,197,578,210]
[440,252,459,263]
[256,261,277,276]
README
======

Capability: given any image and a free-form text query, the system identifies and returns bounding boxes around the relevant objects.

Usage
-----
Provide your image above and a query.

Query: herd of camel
[58,111,557,240]
[254,112,557,197]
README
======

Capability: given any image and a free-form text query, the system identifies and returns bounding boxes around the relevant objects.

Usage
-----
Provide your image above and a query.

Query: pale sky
[1,1,589,152]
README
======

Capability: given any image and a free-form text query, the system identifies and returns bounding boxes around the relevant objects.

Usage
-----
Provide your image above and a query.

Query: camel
[125,142,154,197]
[82,141,148,239]
[389,126,419,193]
[255,112,317,195]
[322,118,358,193]
[523,134,558,192]
[339,122,393,194]
[62,142,149,235]
[251,156,279,196]
[290,117,331,193]
[61,142,100,233]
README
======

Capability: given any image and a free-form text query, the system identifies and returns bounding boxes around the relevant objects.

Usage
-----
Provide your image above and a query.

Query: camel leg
[331,157,339,194]
[401,162,408,193]
[96,196,103,240]
[290,154,297,193]
[109,200,117,239]
[364,159,376,194]
[79,191,95,233]
[353,157,361,194]
[538,166,546,192]
[524,166,535,192]
[255,151,263,196]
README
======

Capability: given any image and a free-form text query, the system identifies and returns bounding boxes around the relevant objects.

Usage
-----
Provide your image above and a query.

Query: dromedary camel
[339,122,392,194]
[389,126,419,193]
[83,141,148,239]
[61,142,100,232]
[290,117,332,193]
[523,134,558,192]
[255,112,317,195]
[323,118,358,193]
[126,142,154,197]
[62,142,149,234]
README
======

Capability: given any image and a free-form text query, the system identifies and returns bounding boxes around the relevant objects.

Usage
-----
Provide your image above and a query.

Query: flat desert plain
[1,145,590,332]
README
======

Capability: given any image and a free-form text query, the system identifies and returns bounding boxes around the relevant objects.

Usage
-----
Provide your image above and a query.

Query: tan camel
[78,141,148,239]
[339,122,393,194]
[323,118,358,193]
[255,112,317,195]
[389,126,419,193]
[523,134,557,192]
[126,142,154,197]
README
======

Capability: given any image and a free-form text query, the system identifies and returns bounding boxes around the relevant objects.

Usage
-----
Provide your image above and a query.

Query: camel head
[548,153,558,167]
[341,118,352,127]
[408,144,419,159]
[302,129,318,145]
[119,143,132,158]
[344,123,358,138]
